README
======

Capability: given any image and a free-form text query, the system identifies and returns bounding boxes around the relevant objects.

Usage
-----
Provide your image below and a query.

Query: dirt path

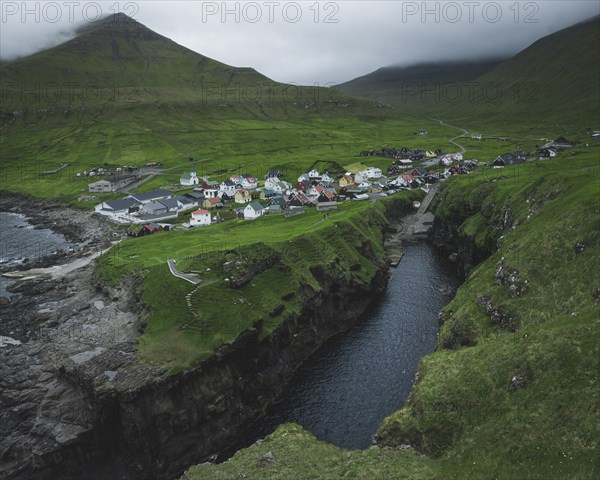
[167,259,201,285]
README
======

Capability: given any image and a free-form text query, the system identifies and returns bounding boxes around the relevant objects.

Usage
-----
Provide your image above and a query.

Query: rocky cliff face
[1,203,400,480]
[429,216,490,277]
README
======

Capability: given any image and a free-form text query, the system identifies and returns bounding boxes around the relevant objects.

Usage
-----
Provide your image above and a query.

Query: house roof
[103,198,140,211]
[207,197,222,205]
[268,196,287,207]
[247,202,264,212]
[129,189,172,202]
[192,209,210,215]
[159,198,179,209]
[145,201,166,211]
[221,179,236,187]
[185,192,205,200]
[236,189,250,196]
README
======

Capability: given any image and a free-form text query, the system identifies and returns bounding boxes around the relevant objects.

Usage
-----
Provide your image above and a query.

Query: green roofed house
[243,202,265,220]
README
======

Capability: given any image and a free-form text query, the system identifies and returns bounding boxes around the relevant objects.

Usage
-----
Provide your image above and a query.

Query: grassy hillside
[338,16,600,130]
[338,59,504,104]
[0,114,458,202]
[181,147,600,479]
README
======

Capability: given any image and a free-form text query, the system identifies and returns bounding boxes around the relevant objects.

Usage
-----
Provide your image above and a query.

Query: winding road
[432,118,469,154]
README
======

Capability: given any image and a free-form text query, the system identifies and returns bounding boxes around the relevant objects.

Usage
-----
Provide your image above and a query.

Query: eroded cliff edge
[0,197,416,480]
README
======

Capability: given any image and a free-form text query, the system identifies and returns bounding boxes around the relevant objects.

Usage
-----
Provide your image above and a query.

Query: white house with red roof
[190,209,211,227]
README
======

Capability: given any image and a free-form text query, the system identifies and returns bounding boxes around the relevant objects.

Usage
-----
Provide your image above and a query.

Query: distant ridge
[339,15,600,125]
[338,59,505,103]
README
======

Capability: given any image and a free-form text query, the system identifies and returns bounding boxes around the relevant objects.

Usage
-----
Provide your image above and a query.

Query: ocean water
[0,211,75,297]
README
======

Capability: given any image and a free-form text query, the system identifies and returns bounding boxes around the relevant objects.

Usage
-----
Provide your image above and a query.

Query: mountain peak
[75,12,154,38]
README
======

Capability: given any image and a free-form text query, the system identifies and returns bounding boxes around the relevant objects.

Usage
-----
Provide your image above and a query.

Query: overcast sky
[1,1,598,84]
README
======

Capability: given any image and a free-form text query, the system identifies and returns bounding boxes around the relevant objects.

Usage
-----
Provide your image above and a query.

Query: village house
[493,153,527,168]
[234,189,252,203]
[95,197,141,221]
[308,169,321,179]
[88,174,138,193]
[317,190,336,203]
[339,175,355,187]
[203,197,223,209]
[538,147,558,159]
[190,209,211,227]
[265,177,285,190]
[200,179,219,190]
[289,192,313,208]
[471,134,482,140]
[307,185,325,197]
[320,173,334,185]
[180,167,199,186]
[297,173,310,183]
[362,167,383,178]
[267,196,288,209]
[173,195,198,210]
[265,169,282,179]
[259,189,277,199]
[241,176,258,190]
[439,155,453,166]
[266,180,290,194]
[408,168,428,177]
[243,202,265,220]
[88,180,114,193]
[202,188,218,199]
[354,171,368,184]
[219,179,238,196]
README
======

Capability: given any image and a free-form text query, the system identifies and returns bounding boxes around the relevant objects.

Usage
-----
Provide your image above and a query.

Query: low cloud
[1,1,598,83]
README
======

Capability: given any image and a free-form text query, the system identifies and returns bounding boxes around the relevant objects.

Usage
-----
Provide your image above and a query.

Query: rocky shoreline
[0,194,114,272]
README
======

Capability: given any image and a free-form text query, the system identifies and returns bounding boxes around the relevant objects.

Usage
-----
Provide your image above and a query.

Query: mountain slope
[338,59,505,104]
[0,13,271,105]
[0,12,377,116]
[339,15,600,126]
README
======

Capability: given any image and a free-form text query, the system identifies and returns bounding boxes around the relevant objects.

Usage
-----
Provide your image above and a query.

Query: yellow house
[339,175,355,187]
[235,189,252,203]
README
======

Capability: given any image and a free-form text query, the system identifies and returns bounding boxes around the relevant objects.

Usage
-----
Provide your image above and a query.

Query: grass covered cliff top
[96,194,419,372]
[182,149,600,479]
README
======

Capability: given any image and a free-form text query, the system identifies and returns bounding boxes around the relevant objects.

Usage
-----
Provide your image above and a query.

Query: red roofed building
[190,209,211,226]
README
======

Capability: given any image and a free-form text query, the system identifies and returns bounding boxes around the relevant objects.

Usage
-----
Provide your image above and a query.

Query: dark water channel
[236,240,459,453]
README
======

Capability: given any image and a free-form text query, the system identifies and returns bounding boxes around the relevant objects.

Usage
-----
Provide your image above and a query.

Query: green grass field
[0,114,465,202]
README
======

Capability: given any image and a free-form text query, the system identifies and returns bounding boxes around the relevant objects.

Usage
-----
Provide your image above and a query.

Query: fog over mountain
[1,1,598,84]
